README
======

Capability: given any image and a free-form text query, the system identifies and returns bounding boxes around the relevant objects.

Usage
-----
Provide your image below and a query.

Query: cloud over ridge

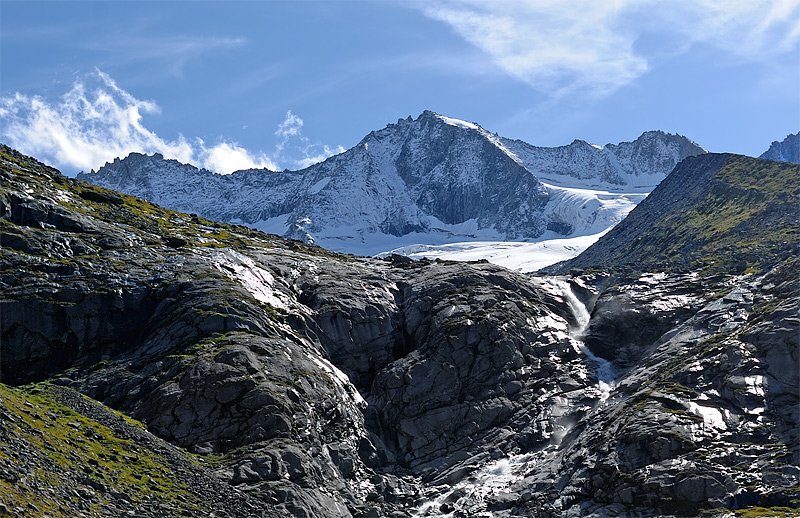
[0,70,343,175]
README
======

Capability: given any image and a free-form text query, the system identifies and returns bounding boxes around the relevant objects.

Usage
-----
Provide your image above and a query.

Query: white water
[414,453,538,516]
[412,278,619,516]
[550,279,617,399]
[560,282,590,335]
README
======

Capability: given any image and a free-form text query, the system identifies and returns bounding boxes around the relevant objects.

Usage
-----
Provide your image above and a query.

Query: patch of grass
[258,301,287,321]
[659,382,697,398]
[0,383,202,512]
[735,506,798,517]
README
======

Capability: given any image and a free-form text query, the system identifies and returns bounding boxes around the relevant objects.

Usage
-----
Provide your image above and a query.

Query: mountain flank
[760,132,800,164]
[548,153,800,275]
[501,129,704,189]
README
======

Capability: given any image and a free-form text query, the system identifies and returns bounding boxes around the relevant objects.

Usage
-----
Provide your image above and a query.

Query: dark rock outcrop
[2,145,798,517]
[760,132,800,164]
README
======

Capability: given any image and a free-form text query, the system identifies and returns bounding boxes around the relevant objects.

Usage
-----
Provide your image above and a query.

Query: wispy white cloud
[421,1,646,99]
[417,0,800,98]
[0,70,347,174]
[274,110,304,155]
[295,145,347,169]
[272,110,345,169]
[275,110,304,138]
[85,35,246,77]
[3,19,247,78]
[0,69,275,174]
[655,0,800,58]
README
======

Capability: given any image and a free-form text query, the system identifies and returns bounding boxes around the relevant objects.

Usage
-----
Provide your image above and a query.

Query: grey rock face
[760,132,800,163]
[582,272,710,367]
[546,266,799,516]
[369,264,566,469]
[2,145,798,517]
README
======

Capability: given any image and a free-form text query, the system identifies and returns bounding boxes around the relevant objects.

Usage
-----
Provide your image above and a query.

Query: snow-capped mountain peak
[80,111,551,254]
[78,111,704,258]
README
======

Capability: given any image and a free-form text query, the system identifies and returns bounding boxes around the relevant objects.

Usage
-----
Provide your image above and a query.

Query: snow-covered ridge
[435,114,480,131]
[78,111,704,268]
[501,130,706,193]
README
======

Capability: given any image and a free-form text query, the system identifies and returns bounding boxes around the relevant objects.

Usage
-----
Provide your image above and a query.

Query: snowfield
[376,182,644,272]
[378,232,606,273]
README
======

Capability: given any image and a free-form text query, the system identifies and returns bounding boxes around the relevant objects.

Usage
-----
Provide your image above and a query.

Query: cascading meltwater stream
[412,277,617,516]
[555,279,617,400]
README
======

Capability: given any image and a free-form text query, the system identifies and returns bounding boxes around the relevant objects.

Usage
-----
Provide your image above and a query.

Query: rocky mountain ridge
[2,145,798,517]
[76,112,704,255]
[760,132,800,164]
[500,129,705,190]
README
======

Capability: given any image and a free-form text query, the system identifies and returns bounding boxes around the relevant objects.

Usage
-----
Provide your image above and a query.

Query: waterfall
[553,279,617,400]
[560,282,590,338]
[412,277,618,515]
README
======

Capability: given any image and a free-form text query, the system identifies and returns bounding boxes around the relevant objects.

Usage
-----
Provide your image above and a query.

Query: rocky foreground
[1,145,798,517]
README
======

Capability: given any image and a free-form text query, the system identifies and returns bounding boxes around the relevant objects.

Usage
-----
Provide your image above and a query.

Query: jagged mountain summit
[500,129,705,191]
[2,145,799,516]
[760,131,800,164]
[77,111,704,256]
[78,111,549,253]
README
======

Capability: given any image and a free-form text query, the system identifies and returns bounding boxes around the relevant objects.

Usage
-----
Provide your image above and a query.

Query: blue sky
[1,1,798,175]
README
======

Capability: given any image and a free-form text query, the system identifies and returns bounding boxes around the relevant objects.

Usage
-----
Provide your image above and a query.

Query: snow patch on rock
[210,249,290,310]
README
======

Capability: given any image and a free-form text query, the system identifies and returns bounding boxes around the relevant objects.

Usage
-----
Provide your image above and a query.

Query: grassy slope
[0,383,202,516]
[661,155,799,273]
[553,154,800,275]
